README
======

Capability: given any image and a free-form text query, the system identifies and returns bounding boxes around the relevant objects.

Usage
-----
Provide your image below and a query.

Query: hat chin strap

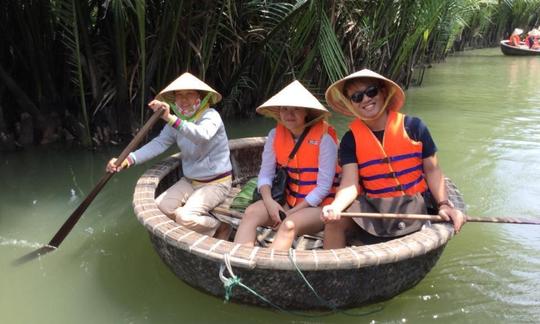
[170,92,212,122]
[346,87,395,121]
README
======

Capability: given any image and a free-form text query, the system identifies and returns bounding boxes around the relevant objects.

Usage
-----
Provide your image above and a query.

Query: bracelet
[172,117,182,129]
[437,199,454,209]
[121,155,134,169]
[167,115,177,126]
[167,115,182,129]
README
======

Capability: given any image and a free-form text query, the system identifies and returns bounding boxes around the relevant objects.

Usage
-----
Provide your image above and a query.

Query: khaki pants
[155,177,231,236]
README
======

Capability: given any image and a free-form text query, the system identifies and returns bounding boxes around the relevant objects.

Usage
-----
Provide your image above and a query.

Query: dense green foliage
[1,0,539,148]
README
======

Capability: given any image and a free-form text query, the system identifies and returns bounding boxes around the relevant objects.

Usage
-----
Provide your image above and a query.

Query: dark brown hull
[500,40,540,56]
[133,137,465,310]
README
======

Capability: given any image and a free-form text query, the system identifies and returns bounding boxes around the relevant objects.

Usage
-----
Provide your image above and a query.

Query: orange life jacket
[509,34,521,47]
[349,111,427,198]
[274,120,339,207]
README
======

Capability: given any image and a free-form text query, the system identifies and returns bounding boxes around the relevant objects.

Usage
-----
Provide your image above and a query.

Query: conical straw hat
[325,69,405,117]
[156,72,222,104]
[529,28,540,36]
[256,80,330,121]
[513,28,524,36]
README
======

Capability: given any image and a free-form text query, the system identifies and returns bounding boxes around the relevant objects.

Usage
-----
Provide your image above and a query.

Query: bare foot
[213,222,233,241]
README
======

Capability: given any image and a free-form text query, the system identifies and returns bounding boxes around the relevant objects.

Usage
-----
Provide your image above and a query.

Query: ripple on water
[0,236,44,249]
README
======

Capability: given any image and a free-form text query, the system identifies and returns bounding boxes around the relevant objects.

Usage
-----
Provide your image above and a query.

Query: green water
[2,48,540,323]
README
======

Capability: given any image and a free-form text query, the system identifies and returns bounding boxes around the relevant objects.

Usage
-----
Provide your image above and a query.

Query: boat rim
[133,137,455,271]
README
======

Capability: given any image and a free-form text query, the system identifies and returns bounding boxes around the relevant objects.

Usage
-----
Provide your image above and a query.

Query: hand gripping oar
[14,108,164,265]
[339,212,540,225]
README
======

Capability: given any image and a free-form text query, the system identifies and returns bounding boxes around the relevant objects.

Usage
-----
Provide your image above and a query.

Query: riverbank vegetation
[1,0,540,149]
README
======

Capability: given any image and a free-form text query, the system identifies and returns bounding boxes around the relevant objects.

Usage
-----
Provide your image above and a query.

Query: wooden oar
[340,212,540,225]
[49,108,165,247]
[213,206,540,225]
[14,108,164,265]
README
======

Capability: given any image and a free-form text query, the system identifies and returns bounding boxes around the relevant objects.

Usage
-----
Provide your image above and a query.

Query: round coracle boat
[133,137,466,310]
[500,40,540,56]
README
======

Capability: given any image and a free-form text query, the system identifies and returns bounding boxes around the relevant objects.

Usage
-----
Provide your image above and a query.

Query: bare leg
[323,217,356,249]
[271,207,324,251]
[234,200,272,246]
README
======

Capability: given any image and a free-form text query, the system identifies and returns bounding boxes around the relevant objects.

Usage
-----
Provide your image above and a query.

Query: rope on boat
[219,252,383,317]
[219,253,289,311]
[287,248,384,317]
[288,248,338,310]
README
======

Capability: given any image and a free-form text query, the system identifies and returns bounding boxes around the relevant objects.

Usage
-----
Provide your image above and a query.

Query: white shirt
[130,108,231,180]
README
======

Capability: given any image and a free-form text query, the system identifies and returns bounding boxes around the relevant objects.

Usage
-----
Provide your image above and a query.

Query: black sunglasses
[349,85,379,103]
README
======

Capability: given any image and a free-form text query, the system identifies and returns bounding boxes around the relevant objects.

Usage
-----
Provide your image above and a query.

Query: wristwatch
[437,199,454,209]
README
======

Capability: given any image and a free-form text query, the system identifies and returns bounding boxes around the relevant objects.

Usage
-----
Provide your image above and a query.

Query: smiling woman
[232,80,340,252]
[106,72,233,239]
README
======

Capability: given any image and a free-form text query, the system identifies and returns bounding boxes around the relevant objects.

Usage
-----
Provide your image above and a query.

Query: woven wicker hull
[150,233,444,309]
[133,137,464,310]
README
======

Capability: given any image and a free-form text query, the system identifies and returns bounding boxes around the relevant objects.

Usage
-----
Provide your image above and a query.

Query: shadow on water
[12,245,57,266]
[87,220,259,322]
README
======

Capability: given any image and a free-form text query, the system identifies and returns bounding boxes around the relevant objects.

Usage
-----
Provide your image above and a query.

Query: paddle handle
[214,208,540,226]
[113,109,165,168]
[339,212,540,225]
[48,108,164,248]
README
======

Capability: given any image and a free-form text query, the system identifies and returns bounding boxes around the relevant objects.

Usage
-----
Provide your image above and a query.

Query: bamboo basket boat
[133,137,466,310]
[500,40,540,56]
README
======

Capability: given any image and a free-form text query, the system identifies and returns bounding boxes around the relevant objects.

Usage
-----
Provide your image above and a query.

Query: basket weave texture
[133,137,466,309]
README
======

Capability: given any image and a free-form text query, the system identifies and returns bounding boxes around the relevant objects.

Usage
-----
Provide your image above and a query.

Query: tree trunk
[0,63,46,135]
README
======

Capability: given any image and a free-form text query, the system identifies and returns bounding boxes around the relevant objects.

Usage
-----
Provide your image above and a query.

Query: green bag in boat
[230,177,258,212]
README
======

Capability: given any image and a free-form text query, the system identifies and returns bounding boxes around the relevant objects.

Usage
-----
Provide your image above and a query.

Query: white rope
[330,249,340,264]
[312,250,319,270]
[163,225,183,238]
[346,247,361,267]
[152,220,174,234]
[365,244,381,266]
[189,235,208,251]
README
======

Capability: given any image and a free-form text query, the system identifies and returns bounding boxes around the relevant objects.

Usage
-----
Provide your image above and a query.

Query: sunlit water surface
[2,48,540,323]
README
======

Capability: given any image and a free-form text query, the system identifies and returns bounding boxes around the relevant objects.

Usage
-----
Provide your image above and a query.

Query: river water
[2,48,540,323]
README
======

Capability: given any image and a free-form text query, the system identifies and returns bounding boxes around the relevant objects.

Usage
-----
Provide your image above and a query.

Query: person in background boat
[321,69,466,249]
[527,28,540,49]
[233,81,339,250]
[106,72,233,239]
[508,28,523,47]
[525,30,534,48]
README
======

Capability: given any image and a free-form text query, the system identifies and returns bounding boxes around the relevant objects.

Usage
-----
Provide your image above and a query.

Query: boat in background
[500,40,540,56]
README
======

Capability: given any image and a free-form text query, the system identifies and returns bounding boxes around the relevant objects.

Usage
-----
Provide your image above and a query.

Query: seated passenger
[106,72,233,239]
[530,29,540,50]
[234,81,339,250]
[321,69,466,249]
[509,28,523,47]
